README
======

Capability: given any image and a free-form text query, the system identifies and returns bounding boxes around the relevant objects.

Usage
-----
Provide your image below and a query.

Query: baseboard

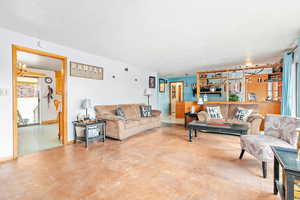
[41,120,58,125]
[66,140,75,145]
[0,156,14,163]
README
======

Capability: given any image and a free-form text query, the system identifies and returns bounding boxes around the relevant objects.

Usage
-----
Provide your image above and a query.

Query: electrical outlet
[0,88,8,96]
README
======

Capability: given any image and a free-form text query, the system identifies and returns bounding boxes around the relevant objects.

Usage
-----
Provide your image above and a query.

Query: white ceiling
[1,0,300,76]
[17,51,62,71]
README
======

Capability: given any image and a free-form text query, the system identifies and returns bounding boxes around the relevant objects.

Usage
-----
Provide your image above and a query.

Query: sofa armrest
[247,113,264,123]
[197,111,209,122]
[247,114,264,135]
[152,110,161,117]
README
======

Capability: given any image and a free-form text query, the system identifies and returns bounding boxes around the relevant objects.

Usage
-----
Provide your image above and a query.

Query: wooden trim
[12,45,18,159]
[12,45,68,159]
[17,70,47,77]
[0,156,14,164]
[41,120,58,125]
[197,64,281,74]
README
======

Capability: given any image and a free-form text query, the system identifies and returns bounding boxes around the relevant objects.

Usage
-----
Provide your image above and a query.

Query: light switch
[0,88,8,96]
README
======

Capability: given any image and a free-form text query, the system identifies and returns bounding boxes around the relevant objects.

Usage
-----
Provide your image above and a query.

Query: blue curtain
[297,38,300,117]
[281,52,293,116]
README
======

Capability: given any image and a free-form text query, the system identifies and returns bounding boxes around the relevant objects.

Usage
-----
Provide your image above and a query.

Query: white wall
[0,27,158,159]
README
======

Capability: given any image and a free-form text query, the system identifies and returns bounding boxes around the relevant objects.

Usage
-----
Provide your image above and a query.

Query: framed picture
[159,78,165,93]
[70,61,103,80]
[149,76,156,88]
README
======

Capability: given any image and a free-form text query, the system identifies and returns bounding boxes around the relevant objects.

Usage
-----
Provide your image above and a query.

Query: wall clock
[45,77,53,84]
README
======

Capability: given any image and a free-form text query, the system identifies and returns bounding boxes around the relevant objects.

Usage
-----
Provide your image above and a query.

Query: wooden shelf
[200,92,222,94]
[199,77,227,80]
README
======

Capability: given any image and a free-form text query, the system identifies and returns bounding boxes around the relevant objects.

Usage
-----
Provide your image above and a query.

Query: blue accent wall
[158,75,197,115]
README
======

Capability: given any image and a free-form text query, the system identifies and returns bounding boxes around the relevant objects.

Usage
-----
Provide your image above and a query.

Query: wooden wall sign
[70,62,103,80]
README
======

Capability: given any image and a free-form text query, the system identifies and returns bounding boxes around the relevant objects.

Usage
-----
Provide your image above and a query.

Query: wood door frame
[12,45,68,159]
[168,81,185,115]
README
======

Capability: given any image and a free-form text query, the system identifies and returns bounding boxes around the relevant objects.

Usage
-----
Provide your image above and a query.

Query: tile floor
[18,124,62,156]
[1,124,277,200]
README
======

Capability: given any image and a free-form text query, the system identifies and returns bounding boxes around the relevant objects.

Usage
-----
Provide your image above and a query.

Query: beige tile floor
[1,124,277,200]
[18,124,62,156]
[161,115,184,125]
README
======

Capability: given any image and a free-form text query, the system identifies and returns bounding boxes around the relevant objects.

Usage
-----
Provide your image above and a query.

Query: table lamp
[81,98,92,119]
[144,88,152,106]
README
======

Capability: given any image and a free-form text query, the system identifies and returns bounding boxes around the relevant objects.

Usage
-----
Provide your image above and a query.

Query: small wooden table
[73,120,106,148]
[272,146,300,200]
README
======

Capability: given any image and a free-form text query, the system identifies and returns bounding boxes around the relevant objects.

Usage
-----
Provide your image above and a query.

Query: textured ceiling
[1,0,299,76]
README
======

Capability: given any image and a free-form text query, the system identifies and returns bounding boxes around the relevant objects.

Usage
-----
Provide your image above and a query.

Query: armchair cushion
[240,135,293,162]
[264,114,300,146]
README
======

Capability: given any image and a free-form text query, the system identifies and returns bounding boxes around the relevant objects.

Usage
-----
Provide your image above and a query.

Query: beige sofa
[197,103,263,135]
[95,104,161,140]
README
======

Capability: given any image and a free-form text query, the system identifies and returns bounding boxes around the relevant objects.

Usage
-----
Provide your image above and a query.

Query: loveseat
[95,104,161,140]
[197,103,263,135]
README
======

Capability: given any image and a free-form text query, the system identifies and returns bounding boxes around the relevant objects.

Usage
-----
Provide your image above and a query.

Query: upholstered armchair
[239,114,300,178]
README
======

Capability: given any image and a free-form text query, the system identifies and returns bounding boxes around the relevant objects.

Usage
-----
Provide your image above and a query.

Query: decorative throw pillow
[140,105,152,117]
[206,106,223,119]
[115,107,126,119]
[234,107,253,121]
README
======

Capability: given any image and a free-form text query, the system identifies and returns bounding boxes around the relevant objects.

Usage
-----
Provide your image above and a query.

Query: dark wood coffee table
[187,121,248,142]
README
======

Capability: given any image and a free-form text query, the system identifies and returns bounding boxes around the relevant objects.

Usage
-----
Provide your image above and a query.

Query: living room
[0,1,300,199]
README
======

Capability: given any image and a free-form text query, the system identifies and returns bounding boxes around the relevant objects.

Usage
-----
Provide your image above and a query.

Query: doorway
[12,45,68,158]
[169,81,184,117]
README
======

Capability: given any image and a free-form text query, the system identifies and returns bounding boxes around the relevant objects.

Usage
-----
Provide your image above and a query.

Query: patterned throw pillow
[115,107,126,119]
[234,107,253,121]
[140,105,152,117]
[206,106,223,119]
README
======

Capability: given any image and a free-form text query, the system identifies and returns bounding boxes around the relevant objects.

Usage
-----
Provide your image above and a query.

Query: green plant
[229,94,239,102]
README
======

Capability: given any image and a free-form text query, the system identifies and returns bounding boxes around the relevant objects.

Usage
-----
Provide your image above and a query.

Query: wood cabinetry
[196,64,282,119]
[175,101,201,119]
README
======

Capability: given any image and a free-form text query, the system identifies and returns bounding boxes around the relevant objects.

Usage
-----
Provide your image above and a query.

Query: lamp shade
[144,88,152,96]
[81,98,92,109]
[197,97,204,105]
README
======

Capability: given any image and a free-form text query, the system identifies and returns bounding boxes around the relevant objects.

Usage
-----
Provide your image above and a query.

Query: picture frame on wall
[149,76,156,88]
[159,78,165,93]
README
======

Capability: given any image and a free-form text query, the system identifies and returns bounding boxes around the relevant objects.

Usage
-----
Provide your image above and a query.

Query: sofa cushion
[234,107,253,122]
[206,106,223,119]
[140,105,152,117]
[226,119,250,127]
[95,105,118,116]
[116,107,126,119]
[120,104,141,120]
[124,119,140,129]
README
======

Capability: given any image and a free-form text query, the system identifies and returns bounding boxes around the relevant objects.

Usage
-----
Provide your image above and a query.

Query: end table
[72,119,106,148]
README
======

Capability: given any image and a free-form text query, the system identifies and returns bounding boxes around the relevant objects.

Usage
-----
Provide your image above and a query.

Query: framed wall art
[70,62,103,80]
[159,78,166,93]
[149,76,156,88]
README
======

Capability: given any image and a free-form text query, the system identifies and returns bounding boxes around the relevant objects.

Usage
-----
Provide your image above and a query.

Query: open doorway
[169,81,184,117]
[12,45,67,158]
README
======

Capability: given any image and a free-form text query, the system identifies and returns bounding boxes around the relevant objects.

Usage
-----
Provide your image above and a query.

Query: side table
[272,146,300,200]
[184,112,198,128]
[73,120,106,148]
